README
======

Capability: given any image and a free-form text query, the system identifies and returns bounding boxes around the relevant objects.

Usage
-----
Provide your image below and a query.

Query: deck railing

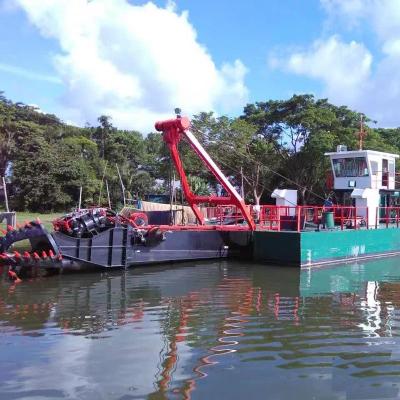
[257,205,369,232]
[377,207,400,228]
[201,205,400,232]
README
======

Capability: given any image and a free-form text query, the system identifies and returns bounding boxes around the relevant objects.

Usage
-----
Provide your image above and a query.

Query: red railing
[201,205,400,232]
[202,205,244,226]
[377,207,400,228]
[256,205,369,232]
[202,205,375,232]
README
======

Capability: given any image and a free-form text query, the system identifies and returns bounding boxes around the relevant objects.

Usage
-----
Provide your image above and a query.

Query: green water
[2,257,400,399]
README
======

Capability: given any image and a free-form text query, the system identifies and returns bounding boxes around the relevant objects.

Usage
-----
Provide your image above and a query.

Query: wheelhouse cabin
[325,147,399,209]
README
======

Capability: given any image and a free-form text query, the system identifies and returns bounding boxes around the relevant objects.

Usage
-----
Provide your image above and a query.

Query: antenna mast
[357,115,367,150]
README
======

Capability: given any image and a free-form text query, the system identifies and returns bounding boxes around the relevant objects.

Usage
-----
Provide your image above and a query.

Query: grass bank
[1,211,64,231]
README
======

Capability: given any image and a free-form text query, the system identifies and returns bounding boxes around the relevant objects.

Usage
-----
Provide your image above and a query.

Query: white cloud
[271,0,400,127]
[15,0,248,132]
[285,36,372,104]
[320,0,400,126]
[320,0,400,44]
[320,0,366,24]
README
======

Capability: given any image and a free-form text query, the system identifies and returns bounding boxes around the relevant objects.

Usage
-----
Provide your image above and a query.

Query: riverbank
[1,212,63,231]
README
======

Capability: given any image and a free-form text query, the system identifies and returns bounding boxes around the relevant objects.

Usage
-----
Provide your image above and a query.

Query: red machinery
[155,116,256,230]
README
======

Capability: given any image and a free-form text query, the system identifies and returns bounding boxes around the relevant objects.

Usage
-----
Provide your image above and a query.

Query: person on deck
[253,203,261,223]
[323,197,334,211]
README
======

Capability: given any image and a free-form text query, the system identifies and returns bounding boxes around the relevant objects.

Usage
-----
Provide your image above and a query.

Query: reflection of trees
[0,268,59,333]
[377,281,400,308]
[4,263,400,398]
[0,269,162,334]
[0,266,303,398]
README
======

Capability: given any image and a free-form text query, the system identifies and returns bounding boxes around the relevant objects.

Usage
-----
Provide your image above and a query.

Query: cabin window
[389,160,395,176]
[332,157,369,177]
[371,161,379,175]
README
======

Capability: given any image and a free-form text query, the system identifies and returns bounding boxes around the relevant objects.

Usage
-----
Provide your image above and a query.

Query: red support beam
[155,116,256,230]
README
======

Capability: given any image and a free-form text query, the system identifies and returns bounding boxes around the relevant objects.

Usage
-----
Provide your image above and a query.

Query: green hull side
[300,228,400,266]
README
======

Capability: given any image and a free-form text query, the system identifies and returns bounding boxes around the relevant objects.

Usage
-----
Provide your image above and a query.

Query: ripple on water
[2,260,400,399]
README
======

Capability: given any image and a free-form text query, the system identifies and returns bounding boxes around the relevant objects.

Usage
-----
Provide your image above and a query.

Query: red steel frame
[155,116,256,230]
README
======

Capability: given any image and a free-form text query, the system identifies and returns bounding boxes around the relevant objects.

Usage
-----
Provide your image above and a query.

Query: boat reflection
[2,258,400,399]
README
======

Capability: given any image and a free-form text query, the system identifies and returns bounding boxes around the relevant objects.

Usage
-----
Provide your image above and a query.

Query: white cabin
[325,148,399,191]
[325,147,399,226]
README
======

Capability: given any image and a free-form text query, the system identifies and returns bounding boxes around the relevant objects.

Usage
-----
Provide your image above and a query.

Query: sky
[0,0,399,133]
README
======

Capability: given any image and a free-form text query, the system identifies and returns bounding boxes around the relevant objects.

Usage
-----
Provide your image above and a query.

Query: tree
[95,115,113,159]
[242,95,374,203]
[0,100,15,177]
[11,124,71,211]
[3,88,400,212]
[191,112,279,205]
[187,175,212,196]
[0,92,62,178]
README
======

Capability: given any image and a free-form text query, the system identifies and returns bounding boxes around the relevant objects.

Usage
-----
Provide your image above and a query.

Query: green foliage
[187,175,211,196]
[12,134,71,211]
[243,95,369,203]
[0,92,160,211]
[192,112,279,204]
[2,89,400,212]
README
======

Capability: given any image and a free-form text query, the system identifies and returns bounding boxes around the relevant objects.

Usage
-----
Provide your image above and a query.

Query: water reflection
[2,258,400,399]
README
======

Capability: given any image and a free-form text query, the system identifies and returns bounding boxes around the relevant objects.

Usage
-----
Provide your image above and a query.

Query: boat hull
[53,228,252,270]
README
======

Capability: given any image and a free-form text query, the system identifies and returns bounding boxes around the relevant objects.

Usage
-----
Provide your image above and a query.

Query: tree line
[1,91,400,212]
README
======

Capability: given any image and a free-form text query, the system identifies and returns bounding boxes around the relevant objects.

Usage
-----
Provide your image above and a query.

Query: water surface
[2,257,400,399]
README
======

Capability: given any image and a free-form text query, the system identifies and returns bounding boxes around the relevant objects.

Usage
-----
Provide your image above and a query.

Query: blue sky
[0,0,399,131]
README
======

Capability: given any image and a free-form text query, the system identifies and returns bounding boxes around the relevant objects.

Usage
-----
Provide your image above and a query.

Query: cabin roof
[324,149,399,159]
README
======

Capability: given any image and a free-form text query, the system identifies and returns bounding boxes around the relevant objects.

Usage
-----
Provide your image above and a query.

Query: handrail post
[386,207,389,228]
[341,206,344,230]
[354,206,357,230]
[297,206,301,232]
[272,206,274,230]
[270,206,272,230]
[278,206,281,231]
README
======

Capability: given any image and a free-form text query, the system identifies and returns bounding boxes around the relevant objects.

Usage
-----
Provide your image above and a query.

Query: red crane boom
[155,116,256,230]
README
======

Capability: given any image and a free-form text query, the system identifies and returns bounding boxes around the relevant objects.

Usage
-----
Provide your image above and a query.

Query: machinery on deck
[0,116,255,279]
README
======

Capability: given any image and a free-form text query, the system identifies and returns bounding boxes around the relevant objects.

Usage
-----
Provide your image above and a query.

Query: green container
[322,211,334,229]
